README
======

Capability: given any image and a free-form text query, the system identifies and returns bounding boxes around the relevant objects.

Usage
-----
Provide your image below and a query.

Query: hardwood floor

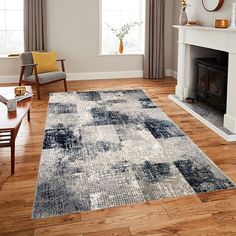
[0,77,236,235]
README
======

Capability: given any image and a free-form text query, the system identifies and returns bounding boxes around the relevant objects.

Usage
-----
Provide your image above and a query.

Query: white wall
[46,0,174,76]
[171,0,234,72]
[0,58,20,77]
[46,0,143,74]
[0,0,174,81]
[188,0,234,27]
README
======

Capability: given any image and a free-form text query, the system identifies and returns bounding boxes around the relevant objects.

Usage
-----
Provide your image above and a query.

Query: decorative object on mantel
[202,0,224,12]
[107,22,142,54]
[186,20,200,26]
[179,0,188,26]
[229,3,236,29]
[215,19,229,28]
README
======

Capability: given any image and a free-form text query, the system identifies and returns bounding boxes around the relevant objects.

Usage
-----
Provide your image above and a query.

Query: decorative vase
[119,39,124,54]
[179,9,188,26]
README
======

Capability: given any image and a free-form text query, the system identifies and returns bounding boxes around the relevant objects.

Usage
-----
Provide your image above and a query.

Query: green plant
[107,22,142,41]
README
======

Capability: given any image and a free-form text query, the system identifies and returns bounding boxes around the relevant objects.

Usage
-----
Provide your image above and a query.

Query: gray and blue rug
[33,89,235,219]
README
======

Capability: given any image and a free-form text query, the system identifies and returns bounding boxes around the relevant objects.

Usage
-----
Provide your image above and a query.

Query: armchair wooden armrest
[20,63,38,68]
[19,63,38,76]
[57,59,66,72]
[19,63,40,87]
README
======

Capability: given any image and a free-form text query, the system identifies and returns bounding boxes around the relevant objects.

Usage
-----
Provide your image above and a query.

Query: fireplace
[171,25,236,141]
[195,58,228,112]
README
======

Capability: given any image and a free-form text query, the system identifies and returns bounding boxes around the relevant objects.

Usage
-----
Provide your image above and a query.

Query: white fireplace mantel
[172,25,236,139]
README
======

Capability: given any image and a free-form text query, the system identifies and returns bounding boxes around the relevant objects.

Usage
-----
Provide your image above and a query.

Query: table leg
[10,130,16,175]
[28,109,30,122]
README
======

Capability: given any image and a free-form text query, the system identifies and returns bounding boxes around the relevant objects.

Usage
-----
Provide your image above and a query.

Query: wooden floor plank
[82,227,131,236]
[0,78,235,235]
[164,198,236,220]
[34,211,169,236]
[1,229,35,236]
[130,214,220,236]
[81,202,167,222]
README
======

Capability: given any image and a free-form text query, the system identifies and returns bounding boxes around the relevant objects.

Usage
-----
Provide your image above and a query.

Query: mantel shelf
[173,25,236,33]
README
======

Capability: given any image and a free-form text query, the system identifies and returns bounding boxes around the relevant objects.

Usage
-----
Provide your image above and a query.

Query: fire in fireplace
[195,58,228,112]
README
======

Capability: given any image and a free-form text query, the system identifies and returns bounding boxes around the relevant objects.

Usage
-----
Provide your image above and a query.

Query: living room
[0,0,236,235]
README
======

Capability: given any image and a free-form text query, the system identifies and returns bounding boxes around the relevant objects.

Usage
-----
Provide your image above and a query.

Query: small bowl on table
[14,86,26,96]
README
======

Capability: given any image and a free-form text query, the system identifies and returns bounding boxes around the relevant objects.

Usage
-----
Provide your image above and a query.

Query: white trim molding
[0,69,177,84]
[0,75,19,83]
[67,71,144,81]
[165,69,177,79]
[0,71,144,84]
[97,53,144,57]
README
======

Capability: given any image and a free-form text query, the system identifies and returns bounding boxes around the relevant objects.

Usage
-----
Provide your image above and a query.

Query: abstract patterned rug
[33,89,235,219]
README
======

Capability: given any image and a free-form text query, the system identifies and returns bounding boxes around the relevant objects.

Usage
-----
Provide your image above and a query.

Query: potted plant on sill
[107,22,142,54]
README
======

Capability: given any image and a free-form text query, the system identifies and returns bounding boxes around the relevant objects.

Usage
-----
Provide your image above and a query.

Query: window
[100,0,145,55]
[0,0,24,55]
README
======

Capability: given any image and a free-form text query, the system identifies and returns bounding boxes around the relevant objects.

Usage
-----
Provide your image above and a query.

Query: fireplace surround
[171,25,236,141]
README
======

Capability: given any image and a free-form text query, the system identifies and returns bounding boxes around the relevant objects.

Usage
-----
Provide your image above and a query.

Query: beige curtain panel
[144,0,165,79]
[24,0,47,52]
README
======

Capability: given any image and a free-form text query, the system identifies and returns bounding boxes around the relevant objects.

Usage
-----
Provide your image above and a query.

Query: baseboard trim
[0,75,19,83]
[67,71,144,81]
[0,69,177,84]
[0,71,144,84]
[171,70,177,79]
[165,69,177,79]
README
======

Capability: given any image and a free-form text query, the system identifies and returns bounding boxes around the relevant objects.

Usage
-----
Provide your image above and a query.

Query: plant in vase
[107,22,142,54]
[179,0,188,26]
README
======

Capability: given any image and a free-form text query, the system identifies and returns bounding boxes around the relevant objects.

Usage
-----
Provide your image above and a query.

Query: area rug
[32,89,235,219]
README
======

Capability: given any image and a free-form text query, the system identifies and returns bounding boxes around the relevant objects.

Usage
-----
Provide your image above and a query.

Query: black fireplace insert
[195,58,228,112]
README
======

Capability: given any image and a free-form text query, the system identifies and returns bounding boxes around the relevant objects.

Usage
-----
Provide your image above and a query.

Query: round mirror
[202,0,224,12]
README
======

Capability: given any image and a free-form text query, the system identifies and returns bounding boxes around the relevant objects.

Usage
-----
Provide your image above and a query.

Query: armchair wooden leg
[10,130,16,175]
[19,66,24,86]
[27,109,31,122]
[36,84,41,100]
[34,70,41,100]
[63,79,68,92]
[19,79,23,86]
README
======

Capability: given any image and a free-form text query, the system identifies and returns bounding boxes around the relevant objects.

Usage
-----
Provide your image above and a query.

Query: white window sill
[0,55,20,59]
[97,53,144,57]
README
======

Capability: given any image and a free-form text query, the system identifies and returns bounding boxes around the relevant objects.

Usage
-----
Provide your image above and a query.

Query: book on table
[0,91,33,104]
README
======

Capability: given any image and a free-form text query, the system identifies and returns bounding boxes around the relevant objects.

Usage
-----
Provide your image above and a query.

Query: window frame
[98,0,145,56]
[0,0,24,56]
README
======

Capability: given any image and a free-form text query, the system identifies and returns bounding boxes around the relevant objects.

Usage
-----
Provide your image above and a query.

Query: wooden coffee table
[0,86,32,175]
